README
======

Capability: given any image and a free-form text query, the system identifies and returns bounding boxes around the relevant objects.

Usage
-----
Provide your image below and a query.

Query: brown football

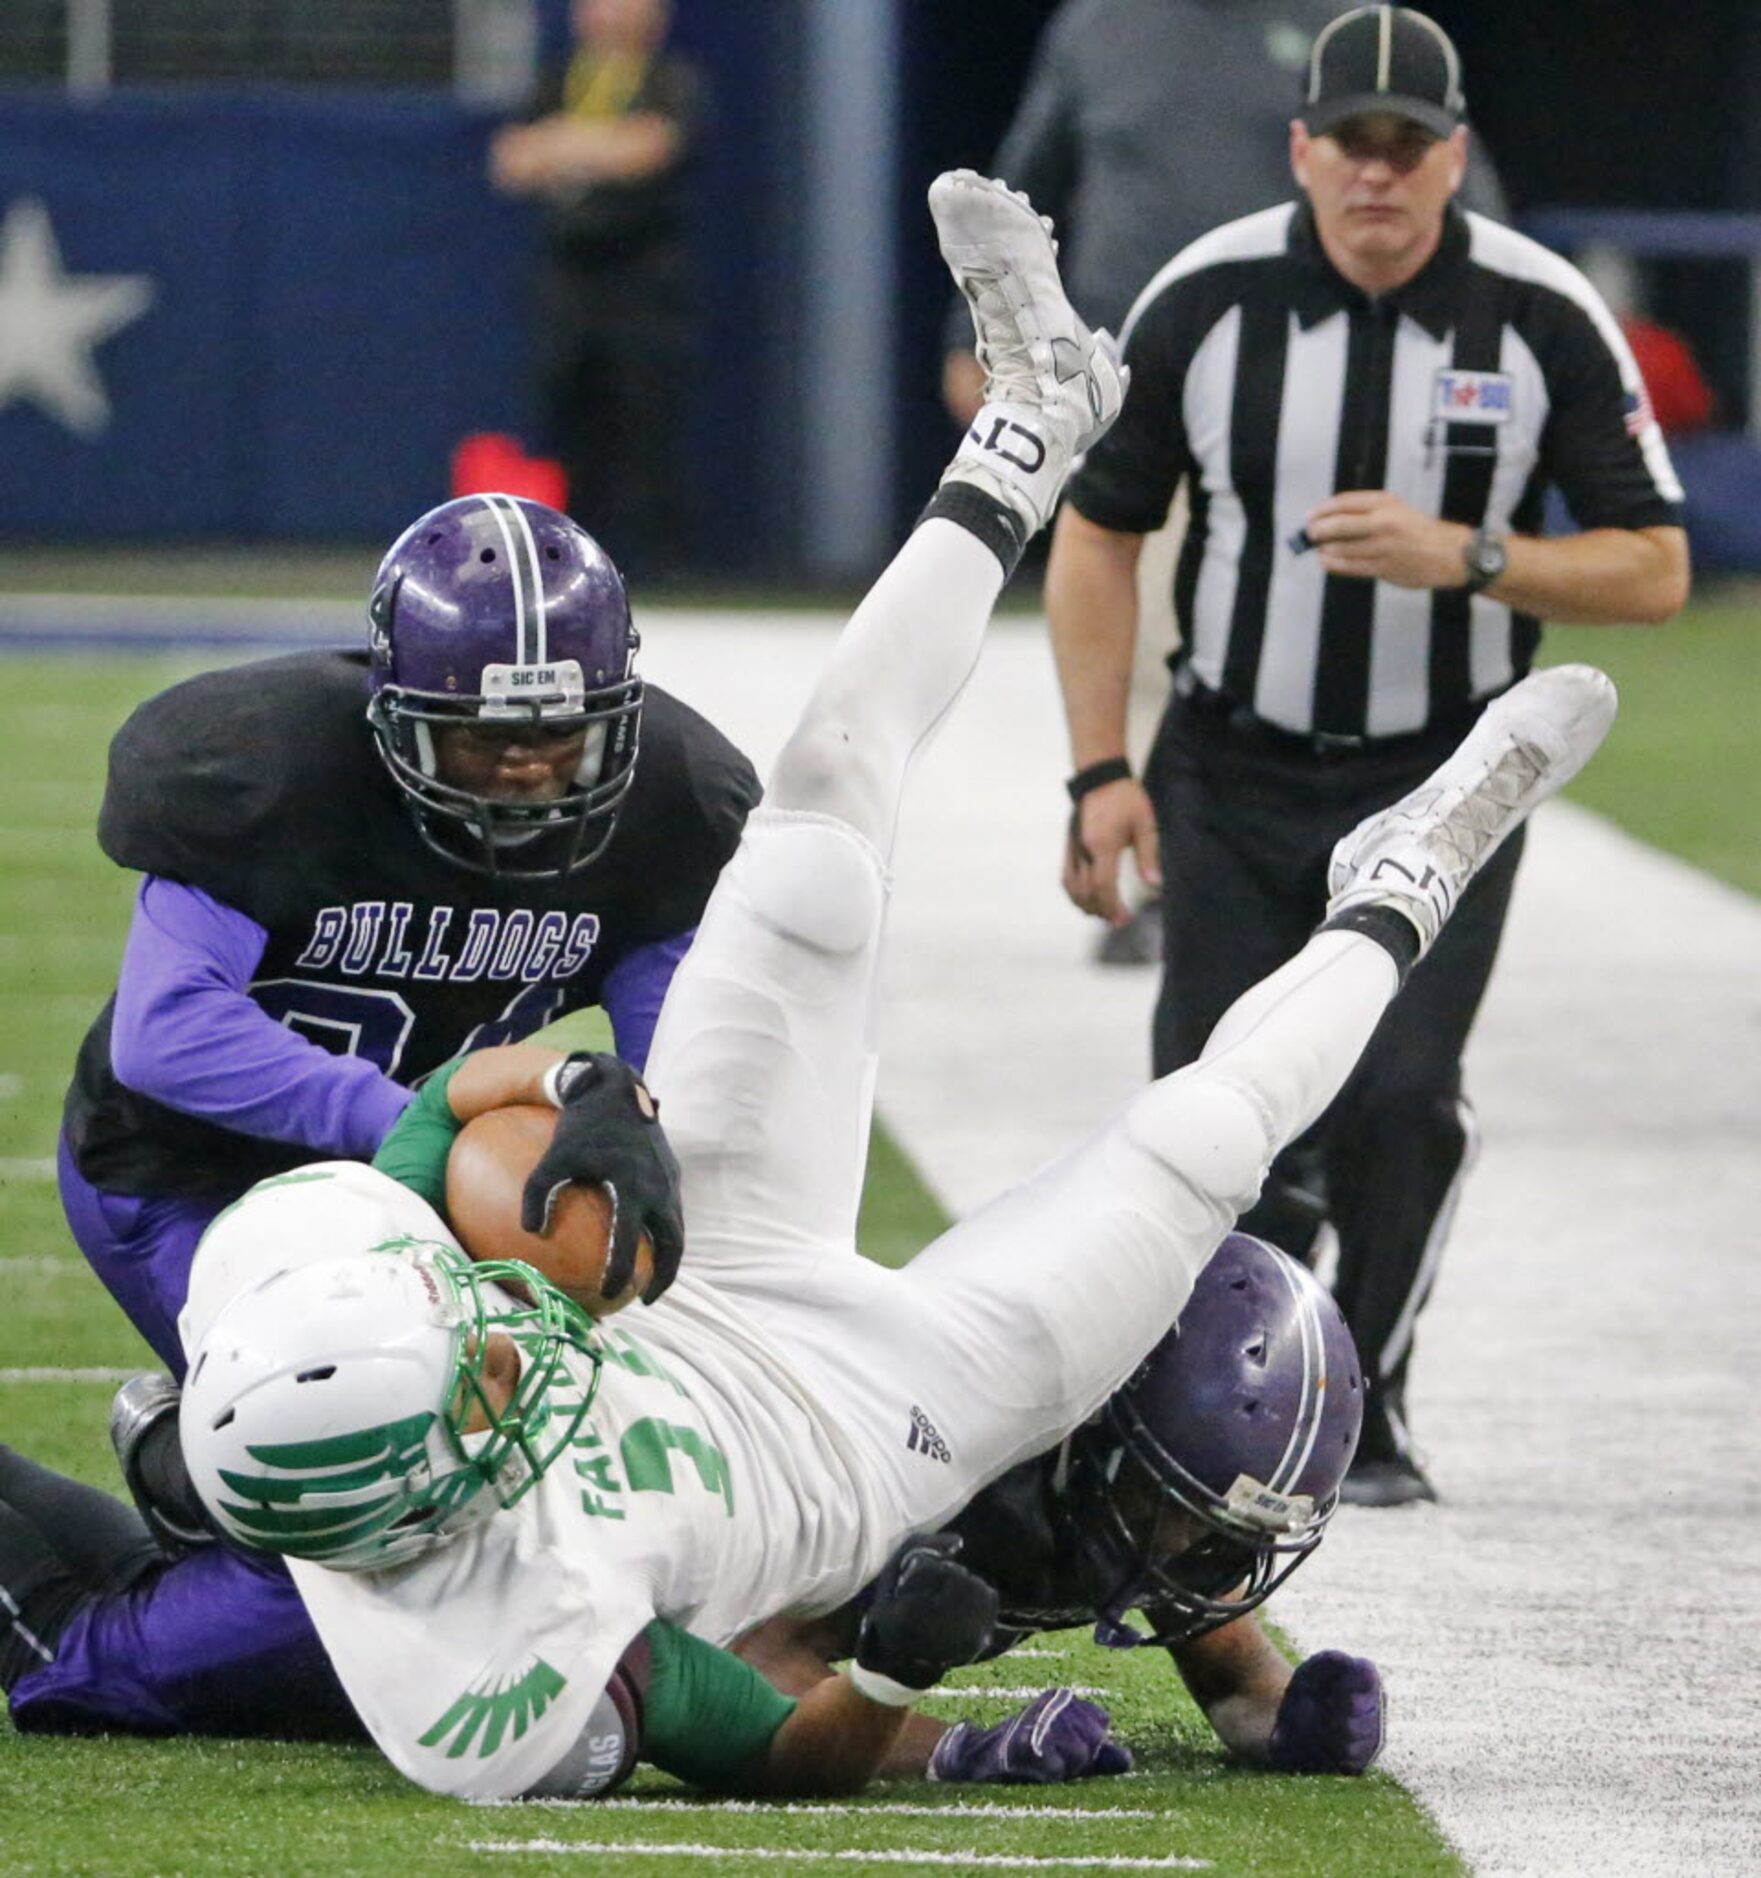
[444,1103,653,1316]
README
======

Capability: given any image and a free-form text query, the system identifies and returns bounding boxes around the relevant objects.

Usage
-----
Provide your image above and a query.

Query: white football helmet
[181,1239,602,1572]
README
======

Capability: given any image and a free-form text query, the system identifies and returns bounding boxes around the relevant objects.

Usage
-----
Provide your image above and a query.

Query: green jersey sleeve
[638,1619,798,1790]
[371,1057,467,1212]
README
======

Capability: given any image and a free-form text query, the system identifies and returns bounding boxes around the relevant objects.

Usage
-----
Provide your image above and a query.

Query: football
[443,1102,654,1316]
[594,1635,653,1794]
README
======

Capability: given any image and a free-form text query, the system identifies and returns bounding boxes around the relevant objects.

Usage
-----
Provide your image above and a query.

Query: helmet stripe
[481,491,548,668]
[1266,1253,1326,1494]
[504,496,550,666]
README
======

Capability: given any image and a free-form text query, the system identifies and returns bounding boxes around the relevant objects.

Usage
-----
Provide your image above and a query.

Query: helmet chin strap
[573,720,608,786]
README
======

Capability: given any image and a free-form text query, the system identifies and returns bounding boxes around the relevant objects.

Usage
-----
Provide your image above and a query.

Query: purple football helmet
[1065,1232,1362,1649]
[365,493,642,877]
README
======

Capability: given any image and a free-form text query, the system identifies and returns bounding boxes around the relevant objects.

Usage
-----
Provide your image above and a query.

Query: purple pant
[47,1133,348,1735]
[57,1133,221,1377]
[8,1544,355,1738]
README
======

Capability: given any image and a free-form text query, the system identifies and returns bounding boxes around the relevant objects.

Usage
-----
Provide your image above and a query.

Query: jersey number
[252,979,417,1077]
[251,981,566,1081]
[620,1419,735,1517]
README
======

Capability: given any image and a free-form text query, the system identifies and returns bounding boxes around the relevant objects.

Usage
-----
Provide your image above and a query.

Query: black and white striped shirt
[1067,202,1684,739]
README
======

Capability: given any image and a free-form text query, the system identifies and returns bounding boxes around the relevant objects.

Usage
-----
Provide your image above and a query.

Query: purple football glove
[1267,1650,1385,1775]
[927,1688,1133,1785]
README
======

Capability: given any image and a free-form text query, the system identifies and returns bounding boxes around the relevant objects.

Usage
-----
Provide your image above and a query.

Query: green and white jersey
[179,1161,881,1799]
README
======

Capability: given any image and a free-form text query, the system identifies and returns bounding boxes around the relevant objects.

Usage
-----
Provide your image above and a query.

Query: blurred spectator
[942,0,1508,426]
[490,0,704,576]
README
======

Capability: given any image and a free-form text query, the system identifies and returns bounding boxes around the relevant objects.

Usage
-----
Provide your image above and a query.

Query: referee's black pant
[1145,691,1525,1463]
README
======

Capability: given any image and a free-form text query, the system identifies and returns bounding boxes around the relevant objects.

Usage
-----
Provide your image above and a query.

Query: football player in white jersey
[157,173,1616,1801]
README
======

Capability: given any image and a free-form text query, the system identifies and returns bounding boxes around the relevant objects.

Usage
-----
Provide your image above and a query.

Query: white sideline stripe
[0,1257,81,1276]
[0,1073,22,1098]
[0,1367,135,1383]
[846,612,1761,1878]
[0,1157,55,1180]
[552,1801,1158,1821]
[466,1847,1210,1871]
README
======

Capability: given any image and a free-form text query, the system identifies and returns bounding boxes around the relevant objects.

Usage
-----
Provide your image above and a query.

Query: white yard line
[465,1847,1210,1871]
[0,1158,55,1180]
[0,1367,136,1384]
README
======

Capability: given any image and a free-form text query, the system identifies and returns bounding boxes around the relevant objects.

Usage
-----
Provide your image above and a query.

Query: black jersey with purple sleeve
[64,649,757,1198]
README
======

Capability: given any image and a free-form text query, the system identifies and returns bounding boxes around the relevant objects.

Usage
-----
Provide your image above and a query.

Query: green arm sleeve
[370,1014,611,1215]
[370,1057,468,1213]
[638,1619,799,1790]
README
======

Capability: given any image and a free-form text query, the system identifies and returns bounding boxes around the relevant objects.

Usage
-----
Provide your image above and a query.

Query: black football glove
[519,1052,685,1305]
[855,1533,999,1694]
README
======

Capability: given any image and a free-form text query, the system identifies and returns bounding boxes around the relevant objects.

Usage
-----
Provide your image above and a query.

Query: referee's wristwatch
[1462,527,1508,595]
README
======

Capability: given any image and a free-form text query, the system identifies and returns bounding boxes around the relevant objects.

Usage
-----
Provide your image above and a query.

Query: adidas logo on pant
[906,1406,951,1463]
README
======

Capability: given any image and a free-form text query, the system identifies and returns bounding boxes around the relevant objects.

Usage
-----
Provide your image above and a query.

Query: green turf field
[2,600,1752,1877]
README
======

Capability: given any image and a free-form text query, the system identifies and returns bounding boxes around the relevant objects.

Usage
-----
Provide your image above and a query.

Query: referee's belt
[1175,681,1484,761]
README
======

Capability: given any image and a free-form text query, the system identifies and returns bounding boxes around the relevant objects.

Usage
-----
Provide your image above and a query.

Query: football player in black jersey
[48,491,756,1731]
[64,492,755,1373]
[737,1235,1386,1781]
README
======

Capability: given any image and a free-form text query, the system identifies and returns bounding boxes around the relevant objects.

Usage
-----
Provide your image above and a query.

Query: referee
[1049,5,1688,1506]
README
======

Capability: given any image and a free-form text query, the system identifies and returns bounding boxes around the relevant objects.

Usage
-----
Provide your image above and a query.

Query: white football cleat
[1326,664,1618,956]
[931,168,1126,535]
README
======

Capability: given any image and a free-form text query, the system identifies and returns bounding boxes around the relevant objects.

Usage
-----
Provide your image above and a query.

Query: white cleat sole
[929,169,1125,533]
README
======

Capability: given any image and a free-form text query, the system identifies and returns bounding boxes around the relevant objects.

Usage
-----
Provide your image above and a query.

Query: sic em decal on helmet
[365,492,642,877]
[181,1239,603,1572]
[1065,1232,1363,1648]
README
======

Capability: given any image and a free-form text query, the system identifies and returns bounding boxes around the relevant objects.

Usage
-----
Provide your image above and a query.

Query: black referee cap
[1302,5,1466,141]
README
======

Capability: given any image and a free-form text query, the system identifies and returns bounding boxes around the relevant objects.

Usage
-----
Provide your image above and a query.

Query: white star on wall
[0,197,156,437]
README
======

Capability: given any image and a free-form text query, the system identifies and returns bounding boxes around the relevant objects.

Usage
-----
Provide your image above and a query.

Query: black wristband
[1066,757,1132,804]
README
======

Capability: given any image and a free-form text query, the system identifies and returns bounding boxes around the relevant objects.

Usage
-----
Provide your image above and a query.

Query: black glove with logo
[853,1533,999,1698]
[520,1052,686,1305]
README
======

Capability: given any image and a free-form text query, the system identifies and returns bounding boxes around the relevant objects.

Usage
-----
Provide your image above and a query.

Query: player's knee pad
[736,813,885,956]
[1123,1072,1276,1216]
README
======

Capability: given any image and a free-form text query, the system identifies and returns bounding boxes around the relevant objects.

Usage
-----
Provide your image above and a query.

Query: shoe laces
[1418,738,1548,877]
[960,267,1049,406]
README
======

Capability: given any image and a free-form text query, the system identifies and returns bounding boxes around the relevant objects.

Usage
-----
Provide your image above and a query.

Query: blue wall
[0,73,787,565]
[0,89,538,539]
